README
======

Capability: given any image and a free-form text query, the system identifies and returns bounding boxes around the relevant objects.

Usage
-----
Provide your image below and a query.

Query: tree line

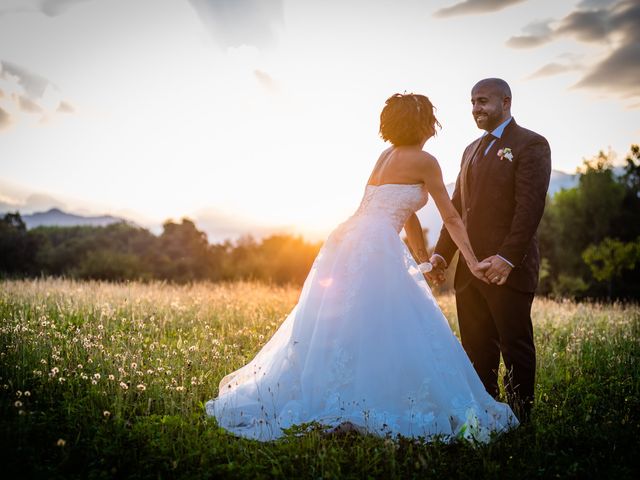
[1,145,639,299]
[0,215,321,285]
[537,144,640,299]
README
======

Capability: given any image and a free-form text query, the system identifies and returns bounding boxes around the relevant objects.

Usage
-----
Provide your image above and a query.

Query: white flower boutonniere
[497,147,513,162]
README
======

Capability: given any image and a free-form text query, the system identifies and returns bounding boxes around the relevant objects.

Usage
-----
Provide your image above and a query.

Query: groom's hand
[481,255,513,286]
[425,254,447,285]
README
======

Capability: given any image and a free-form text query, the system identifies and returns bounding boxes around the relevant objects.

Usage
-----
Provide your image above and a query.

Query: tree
[538,145,640,299]
[156,218,220,282]
[0,212,40,275]
[614,144,640,241]
[582,237,640,299]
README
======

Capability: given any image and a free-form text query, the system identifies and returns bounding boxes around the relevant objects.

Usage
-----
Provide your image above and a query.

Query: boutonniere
[497,147,513,162]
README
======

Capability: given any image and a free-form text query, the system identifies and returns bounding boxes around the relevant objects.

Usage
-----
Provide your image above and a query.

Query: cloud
[0,60,75,124]
[253,69,279,93]
[575,41,640,98]
[0,179,68,214]
[38,0,94,16]
[188,0,283,49]
[556,9,610,41]
[0,0,93,17]
[56,100,75,113]
[1,61,53,99]
[509,0,640,102]
[0,107,11,130]
[506,18,554,48]
[433,0,525,18]
[527,62,583,79]
[18,95,44,113]
[506,34,551,48]
[24,193,67,211]
[577,0,618,8]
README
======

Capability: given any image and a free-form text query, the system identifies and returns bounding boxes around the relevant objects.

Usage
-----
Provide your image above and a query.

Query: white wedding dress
[206,183,518,441]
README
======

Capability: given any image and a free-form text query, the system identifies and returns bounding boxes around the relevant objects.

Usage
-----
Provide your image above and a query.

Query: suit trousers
[455,279,535,417]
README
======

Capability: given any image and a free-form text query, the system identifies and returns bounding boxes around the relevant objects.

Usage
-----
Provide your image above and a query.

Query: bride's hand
[469,260,491,284]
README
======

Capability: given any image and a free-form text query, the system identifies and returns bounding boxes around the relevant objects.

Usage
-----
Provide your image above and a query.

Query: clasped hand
[424,254,512,286]
[479,255,512,285]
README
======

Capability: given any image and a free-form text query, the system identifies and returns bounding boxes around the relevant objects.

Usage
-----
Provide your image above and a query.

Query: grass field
[1,279,638,479]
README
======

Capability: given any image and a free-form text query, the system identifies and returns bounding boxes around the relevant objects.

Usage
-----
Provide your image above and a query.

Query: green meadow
[1,279,638,479]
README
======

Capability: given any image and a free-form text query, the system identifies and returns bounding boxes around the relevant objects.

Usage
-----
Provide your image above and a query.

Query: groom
[429,78,551,418]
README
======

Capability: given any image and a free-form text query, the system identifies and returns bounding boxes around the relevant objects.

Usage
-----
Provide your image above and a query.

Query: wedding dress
[206,183,518,441]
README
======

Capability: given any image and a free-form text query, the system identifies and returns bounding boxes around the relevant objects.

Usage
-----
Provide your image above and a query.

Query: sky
[1,0,639,241]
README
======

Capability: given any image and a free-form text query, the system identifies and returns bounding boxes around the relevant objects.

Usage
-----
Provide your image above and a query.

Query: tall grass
[1,279,638,479]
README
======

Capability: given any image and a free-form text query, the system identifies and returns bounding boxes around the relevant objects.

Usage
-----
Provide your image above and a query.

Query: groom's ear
[503,95,512,110]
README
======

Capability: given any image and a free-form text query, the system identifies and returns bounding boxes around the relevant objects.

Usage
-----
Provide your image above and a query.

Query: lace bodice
[353,184,429,232]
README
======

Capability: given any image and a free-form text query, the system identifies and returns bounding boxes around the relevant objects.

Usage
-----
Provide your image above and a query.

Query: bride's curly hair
[379,93,441,146]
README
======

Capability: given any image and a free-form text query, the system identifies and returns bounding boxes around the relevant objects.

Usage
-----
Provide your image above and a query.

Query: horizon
[5,166,598,245]
[1,0,639,240]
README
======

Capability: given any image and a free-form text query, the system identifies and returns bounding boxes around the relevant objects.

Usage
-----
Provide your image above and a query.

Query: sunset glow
[1,0,638,241]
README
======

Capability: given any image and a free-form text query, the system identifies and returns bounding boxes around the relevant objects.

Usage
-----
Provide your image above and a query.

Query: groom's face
[471,84,510,132]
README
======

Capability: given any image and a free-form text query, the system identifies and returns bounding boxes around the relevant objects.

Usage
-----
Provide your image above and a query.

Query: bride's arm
[420,153,488,279]
[403,213,429,264]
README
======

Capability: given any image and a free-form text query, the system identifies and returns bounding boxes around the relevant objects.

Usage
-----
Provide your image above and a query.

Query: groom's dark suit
[434,118,551,413]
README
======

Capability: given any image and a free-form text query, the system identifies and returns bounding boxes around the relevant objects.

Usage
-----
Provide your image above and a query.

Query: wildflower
[119,382,129,390]
[131,362,137,369]
[14,400,23,408]
[93,373,101,380]
[77,364,83,370]
[176,386,185,392]
[136,384,146,392]
[51,367,59,375]
[16,390,22,397]
[108,374,115,381]
[56,439,66,447]
[58,377,66,383]
[24,391,31,397]
[103,411,111,418]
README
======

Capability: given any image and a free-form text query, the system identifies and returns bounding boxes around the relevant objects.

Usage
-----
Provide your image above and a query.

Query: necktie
[471,133,496,167]
[469,133,496,191]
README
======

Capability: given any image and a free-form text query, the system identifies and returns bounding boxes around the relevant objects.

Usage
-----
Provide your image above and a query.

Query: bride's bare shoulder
[406,150,440,170]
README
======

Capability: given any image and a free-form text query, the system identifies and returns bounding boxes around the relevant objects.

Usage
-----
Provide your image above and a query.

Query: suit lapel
[460,139,484,225]
[469,118,518,208]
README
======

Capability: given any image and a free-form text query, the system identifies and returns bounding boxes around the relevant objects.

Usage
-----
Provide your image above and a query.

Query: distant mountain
[548,170,579,195]
[20,208,130,229]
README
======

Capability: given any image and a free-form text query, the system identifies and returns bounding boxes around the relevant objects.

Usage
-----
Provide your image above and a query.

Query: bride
[206,93,518,441]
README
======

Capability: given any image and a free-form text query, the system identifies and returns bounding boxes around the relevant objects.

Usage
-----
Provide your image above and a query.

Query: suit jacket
[434,118,551,293]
